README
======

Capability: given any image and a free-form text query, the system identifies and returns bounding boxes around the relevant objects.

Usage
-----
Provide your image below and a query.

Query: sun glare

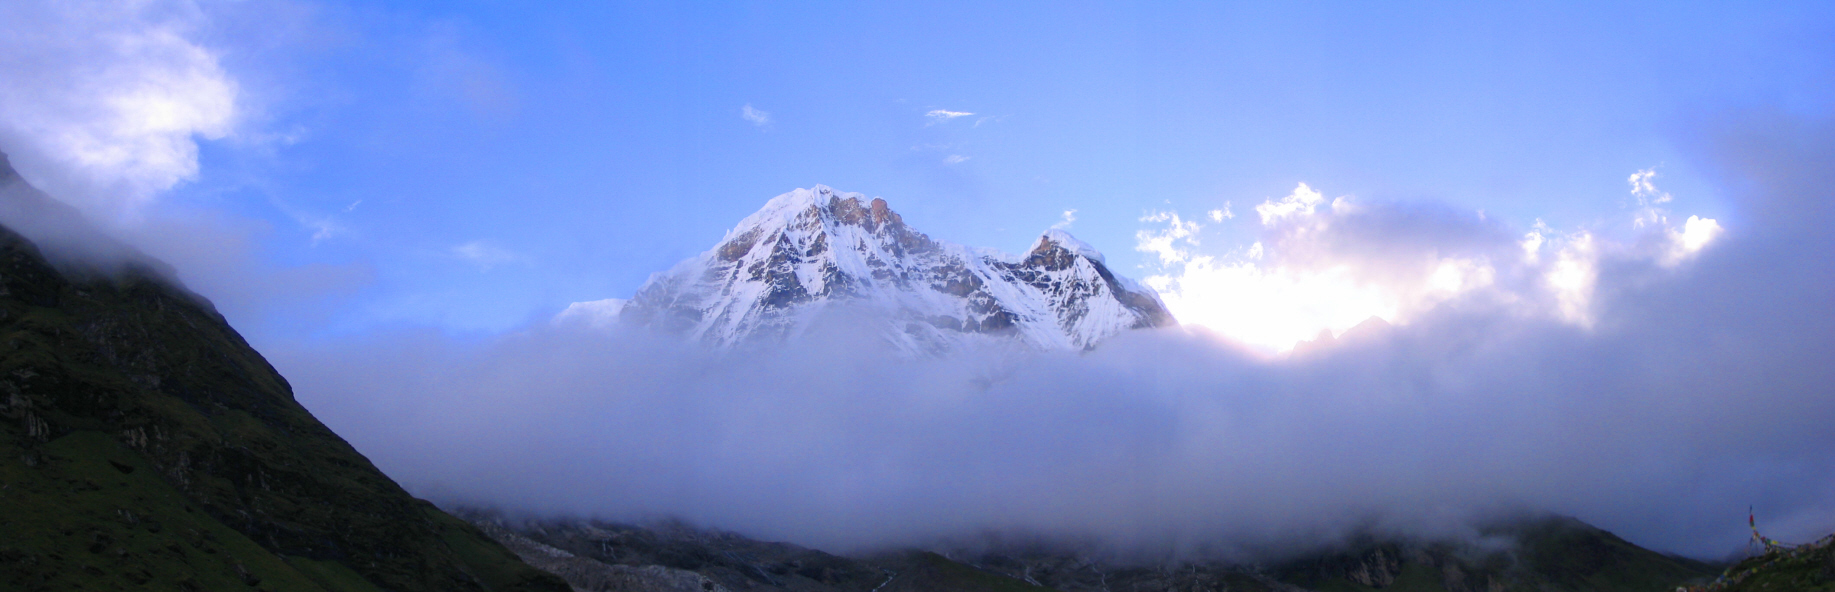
[1141,178,1721,354]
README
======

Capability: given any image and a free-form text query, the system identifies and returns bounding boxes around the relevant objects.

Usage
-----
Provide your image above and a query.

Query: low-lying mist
[7,111,1829,563]
[273,116,1835,560]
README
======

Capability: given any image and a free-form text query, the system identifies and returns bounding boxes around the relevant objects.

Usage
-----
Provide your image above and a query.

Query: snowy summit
[601,186,1175,353]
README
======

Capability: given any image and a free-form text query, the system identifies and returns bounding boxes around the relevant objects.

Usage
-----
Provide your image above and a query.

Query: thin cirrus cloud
[451,240,520,271]
[741,104,772,128]
[925,109,973,124]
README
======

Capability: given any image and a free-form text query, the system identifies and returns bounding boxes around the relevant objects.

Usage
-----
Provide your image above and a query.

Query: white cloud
[553,298,626,329]
[925,109,974,124]
[1544,232,1598,326]
[1629,168,1673,228]
[1140,177,1725,352]
[0,0,240,219]
[741,103,772,128]
[1254,183,1325,225]
[452,240,519,271]
[1208,202,1233,222]
[1051,209,1077,230]
[1520,219,1549,264]
[1135,211,1201,265]
[942,154,970,165]
[1663,215,1724,266]
[302,215,342,245]
[1624,168,1724,267]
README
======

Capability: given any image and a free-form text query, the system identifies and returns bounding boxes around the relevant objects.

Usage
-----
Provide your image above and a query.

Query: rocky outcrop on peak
[613,186,1174,354]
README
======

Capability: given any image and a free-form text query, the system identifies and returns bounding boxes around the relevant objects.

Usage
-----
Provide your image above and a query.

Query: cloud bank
[0,0,239,220]
[1138,172,1722,353]
[275,116,1835,560]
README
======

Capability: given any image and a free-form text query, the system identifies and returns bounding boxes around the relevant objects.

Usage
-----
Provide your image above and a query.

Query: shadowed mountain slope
[0,153,568,591]
[1686,533,1835,592]
[475,512,1719,592]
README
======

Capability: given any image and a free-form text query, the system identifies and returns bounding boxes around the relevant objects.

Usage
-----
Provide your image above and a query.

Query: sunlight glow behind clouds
[1141,179,1722,352]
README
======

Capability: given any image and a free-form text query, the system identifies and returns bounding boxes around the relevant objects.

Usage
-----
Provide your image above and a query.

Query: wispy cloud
[1628,167,1672,228]
[741,104,772,128]
[972,115,1005,128]
[418,21,519,120]
[926,109,974,124]
[1135,210,1202,265]
[1052,209,1077,230]
[451,240,519,271]
[1208,202,1233,222]
[267,197,346,246]
[943,154,970,165]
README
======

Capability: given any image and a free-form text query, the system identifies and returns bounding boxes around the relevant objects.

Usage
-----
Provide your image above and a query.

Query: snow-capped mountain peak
[610,187,1174,353]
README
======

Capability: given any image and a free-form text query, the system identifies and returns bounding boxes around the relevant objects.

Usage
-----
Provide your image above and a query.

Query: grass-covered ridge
[1683,533,1835,592]
[0,211,568,591]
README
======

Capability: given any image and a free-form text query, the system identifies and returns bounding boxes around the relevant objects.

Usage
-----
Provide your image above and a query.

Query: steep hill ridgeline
[0,153,568,591]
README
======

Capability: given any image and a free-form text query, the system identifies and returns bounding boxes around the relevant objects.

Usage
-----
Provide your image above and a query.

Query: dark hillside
[0,156,568,591]
[1686,534,1835,592]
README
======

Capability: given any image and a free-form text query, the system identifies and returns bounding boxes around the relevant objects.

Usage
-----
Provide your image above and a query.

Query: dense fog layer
[275,117,1835,559]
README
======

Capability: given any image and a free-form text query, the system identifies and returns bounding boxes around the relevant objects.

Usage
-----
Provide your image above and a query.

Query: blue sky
[14,0,1816,343]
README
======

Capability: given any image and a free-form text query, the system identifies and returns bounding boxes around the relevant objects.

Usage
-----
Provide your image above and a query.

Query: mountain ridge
[611,186,1175,354]
[466,510,1722,592]
[0,151,569,592]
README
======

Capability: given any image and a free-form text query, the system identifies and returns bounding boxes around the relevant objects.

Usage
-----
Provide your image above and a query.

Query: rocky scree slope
[0,153,569,592]
[617,186,1174,354]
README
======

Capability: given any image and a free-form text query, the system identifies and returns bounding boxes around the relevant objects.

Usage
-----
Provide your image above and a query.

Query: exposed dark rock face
[0,154,568,592]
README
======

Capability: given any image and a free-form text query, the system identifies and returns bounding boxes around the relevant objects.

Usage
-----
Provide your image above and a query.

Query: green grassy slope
[0,189,568,591]
[1687,534,1835,592]
[1269,516,1717,592]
